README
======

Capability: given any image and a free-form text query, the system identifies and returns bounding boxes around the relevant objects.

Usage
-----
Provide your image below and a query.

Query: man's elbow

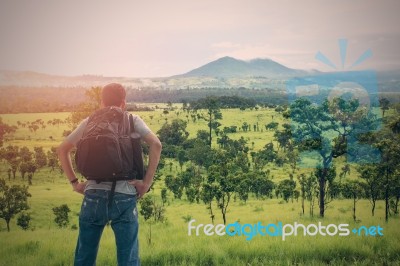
[57,141,72,158]
[150,137,162,153]
[154,139,162,152]
[56,145,65,159]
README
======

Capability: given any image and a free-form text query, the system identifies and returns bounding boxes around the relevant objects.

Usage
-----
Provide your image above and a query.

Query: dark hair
[101,83,126,107]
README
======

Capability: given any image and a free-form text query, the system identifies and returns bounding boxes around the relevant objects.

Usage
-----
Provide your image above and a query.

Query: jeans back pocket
[80,192,103,224]
[114,196,136,222]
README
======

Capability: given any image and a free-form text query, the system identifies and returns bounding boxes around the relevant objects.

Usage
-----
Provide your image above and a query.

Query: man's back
[57,83,162,265]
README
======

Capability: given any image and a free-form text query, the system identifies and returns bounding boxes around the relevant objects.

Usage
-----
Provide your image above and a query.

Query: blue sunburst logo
[315,39,373,70]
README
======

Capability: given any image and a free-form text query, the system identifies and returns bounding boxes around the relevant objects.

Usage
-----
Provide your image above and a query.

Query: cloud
[211,42,242,49]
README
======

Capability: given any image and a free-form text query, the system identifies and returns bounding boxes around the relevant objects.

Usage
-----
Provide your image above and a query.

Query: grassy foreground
[0,175,399,266]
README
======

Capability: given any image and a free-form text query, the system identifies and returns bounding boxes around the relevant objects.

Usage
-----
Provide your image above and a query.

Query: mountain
[0,59,307,88]
[176,56,308,78]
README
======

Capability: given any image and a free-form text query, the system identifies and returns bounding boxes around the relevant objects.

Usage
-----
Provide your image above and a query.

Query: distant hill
[0,70,138,87]
[176,56,309,78]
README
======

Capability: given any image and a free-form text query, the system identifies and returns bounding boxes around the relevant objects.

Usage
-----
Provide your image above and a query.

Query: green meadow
[0,107,399,266]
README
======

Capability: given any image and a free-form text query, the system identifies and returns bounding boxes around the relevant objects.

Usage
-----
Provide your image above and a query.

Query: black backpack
[75,106,144,182]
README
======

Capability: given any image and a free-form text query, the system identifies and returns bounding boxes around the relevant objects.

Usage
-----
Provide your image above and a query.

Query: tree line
[0,85,285,114]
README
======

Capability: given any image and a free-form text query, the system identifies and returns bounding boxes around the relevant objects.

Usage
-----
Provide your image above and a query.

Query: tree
[161,188,168,206]
[276,179,296,202]
[196,129,210,145]
[164,174,183,199]
[19,146,32,162]
[1,145,20,180]
[139,195,154,245]
[287,146,299,176]
[0,179,31,232]
[373,137,400,222]
[251,143,277,170]
[47,147,61,173]
[17,147,37,183]
[28,124,39,134]
[314,166,336,212]
[187,141,214,170]
[206,157,243,225]
[176,148,187,172]
[390,176,400,216]
[185,187,198,203]
[289,97,377,217]
[235,176,251,203]
[359,112,400,222]
[68,86,102,128]
[190,96,222,147]
[139,195,166,245]
[273,123,292,151]
[19,161,30,180]
[265,122,279,131]
[52,204,71,228]
[34,146,47,171]
[216,136,250,175]
[328,181,343,200]
[17,212,31,231]
[275,105,285,114]
[215,171,236,225]
[0,118,17,147]
[178,167,202,203]
[304,173,318,217]
[379,98,390,118]
[140,196,154,221]
[222,126,237,134]
[249,171,275,199]
[339,164,350,183]
[342,180,367,221]
[297,174,307,215]
[157,119,189,147]
[358,164,383,216]
[157,119,189,158]
[389,116,400,134]
[201,178,218,224]
[374,102,400,220]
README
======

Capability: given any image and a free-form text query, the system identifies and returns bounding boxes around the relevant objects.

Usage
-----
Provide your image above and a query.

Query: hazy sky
[0,0,399,77]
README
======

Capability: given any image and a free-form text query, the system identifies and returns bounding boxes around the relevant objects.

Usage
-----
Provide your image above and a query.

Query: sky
[0,0,399,77]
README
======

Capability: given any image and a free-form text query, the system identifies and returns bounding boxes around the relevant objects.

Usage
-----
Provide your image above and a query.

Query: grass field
[0,107,399,265]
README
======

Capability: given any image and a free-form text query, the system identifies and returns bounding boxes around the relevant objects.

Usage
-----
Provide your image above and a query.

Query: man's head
[101,83,126,108]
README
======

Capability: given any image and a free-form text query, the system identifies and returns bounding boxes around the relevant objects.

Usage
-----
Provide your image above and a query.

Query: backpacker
[75,106,144,182]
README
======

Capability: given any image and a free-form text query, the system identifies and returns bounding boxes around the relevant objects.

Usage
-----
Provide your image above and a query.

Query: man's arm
[57,140,86,194]
[129,132,162,198]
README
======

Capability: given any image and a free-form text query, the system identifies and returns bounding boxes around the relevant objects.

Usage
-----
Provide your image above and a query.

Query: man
[58,83,162,266]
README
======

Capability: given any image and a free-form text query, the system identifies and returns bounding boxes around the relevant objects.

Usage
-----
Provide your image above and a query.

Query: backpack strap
[109,113,134,208]
[108,181,117,209]
[129,113,135,133]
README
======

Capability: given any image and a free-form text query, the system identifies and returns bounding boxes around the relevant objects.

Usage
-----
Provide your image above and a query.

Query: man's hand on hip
[73,181,87,195]
[129,180,151,199]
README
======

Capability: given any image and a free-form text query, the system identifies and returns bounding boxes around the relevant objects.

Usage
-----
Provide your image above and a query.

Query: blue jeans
[74,189,140,266]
